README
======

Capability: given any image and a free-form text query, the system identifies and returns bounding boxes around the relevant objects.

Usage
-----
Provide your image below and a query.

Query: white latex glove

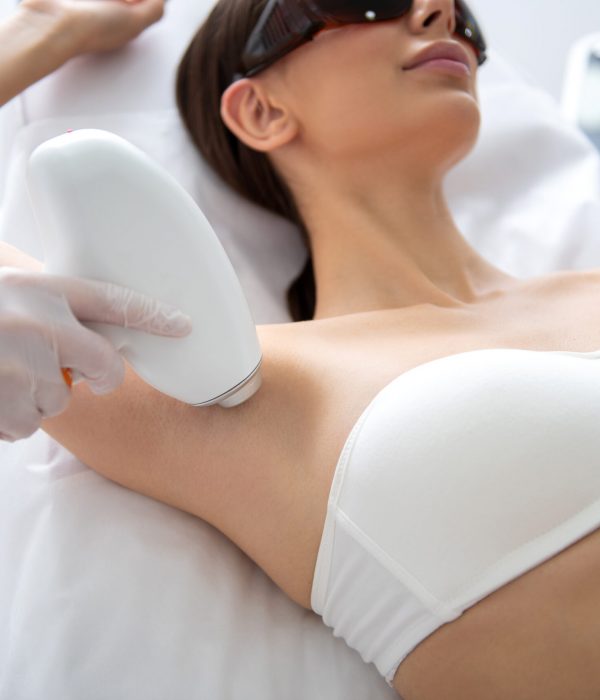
[0,267,192,442]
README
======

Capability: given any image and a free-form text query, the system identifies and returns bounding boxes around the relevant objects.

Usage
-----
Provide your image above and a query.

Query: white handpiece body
[26,129,262,407]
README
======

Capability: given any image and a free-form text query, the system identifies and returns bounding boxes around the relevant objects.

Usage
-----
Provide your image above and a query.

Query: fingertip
[165,314,193,336]
[153,311,193,337]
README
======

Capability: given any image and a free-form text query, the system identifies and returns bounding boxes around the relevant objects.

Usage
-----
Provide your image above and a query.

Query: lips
[403,41,471,71]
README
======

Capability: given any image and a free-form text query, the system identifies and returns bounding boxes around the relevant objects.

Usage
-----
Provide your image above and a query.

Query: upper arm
[0,241,292,528]
[41,330,298,526]
[2,243,324,604]
[41,325,325,606]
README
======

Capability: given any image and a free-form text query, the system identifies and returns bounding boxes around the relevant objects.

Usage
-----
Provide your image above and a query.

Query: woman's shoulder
[525,266,600,300]
[517,267,600,339]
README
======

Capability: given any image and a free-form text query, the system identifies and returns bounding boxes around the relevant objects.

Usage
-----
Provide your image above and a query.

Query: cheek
[279,25,480,161]
[280,26,403,149]
[293,66,413,156]
[300,83,481,172]
[296,71,471,161]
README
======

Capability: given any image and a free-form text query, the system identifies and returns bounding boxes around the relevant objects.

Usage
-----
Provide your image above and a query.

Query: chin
[433,96,481,169]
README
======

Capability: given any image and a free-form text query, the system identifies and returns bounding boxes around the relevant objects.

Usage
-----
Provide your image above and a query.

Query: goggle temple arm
[239,0,323,79]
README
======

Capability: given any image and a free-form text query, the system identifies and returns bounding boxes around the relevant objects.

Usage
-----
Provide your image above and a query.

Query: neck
[293,168,517,320]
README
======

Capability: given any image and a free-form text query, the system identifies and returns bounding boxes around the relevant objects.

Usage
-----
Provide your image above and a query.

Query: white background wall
[470,0,600,103]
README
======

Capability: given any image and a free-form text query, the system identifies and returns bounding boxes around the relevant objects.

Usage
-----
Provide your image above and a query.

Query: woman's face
[260,0,481,175]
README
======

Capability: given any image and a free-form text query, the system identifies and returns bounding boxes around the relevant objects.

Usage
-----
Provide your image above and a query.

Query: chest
[248,270,600,609]
[298,274,600,491]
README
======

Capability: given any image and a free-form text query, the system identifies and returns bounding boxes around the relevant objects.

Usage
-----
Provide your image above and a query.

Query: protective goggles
[235,0,487,80]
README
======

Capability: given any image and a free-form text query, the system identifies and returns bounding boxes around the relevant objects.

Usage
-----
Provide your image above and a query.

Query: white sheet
[1,1,600,697]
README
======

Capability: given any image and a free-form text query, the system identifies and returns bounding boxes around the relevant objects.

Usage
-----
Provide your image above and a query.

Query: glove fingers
[55,320,126,394]
[4,402,42,440]
[12,330,75,419]
[31,270,192,336]
[4,277,126,396]
[33,375,72,418]
[0,370,44,440]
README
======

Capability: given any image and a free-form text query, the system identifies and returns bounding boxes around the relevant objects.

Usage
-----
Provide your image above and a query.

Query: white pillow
[447,50,600,278]
[1,1,600,698]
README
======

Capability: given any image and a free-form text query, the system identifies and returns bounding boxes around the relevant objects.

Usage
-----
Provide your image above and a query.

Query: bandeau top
[311,346,600,683]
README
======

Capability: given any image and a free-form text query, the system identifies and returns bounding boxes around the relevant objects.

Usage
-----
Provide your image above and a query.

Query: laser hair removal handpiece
[26,129,262,408]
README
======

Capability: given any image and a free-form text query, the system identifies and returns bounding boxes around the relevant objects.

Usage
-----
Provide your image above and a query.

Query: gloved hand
[0,267,192,442]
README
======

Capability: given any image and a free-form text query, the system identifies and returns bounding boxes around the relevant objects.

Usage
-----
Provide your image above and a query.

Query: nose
[406,0,456,39]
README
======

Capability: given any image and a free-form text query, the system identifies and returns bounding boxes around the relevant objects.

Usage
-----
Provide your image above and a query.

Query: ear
[220,78,298,152]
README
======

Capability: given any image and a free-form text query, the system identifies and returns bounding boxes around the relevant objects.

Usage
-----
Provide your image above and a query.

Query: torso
[250,268,600,698]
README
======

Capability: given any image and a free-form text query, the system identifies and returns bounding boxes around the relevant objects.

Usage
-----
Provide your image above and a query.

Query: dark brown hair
[175,0,315,322]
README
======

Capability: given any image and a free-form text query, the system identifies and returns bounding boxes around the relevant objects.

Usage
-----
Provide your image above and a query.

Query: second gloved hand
[0,267,192,442]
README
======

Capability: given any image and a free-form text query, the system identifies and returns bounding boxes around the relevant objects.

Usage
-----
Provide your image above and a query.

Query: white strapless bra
[310,347,600,686]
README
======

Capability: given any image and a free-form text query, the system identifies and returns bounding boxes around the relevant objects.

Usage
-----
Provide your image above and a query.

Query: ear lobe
[220,79,297,152]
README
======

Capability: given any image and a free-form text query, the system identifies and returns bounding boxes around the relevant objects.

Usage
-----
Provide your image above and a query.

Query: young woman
[2,0,600,697]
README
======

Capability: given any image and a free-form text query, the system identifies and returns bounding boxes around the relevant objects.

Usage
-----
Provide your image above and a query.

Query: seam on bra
[445,497,600,607]
[334,508,459,619]
[311,398,383,613]
[335,497,600,617]
[380,608,455,686]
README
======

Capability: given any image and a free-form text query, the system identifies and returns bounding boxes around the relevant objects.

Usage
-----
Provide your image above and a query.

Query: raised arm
[0,0,165,107]
[0,243,320,605]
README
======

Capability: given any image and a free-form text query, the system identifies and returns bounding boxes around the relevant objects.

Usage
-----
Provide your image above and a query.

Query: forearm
[0,6,75,107]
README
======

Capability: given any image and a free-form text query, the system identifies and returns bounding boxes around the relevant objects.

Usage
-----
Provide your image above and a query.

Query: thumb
[53,316,127,395]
